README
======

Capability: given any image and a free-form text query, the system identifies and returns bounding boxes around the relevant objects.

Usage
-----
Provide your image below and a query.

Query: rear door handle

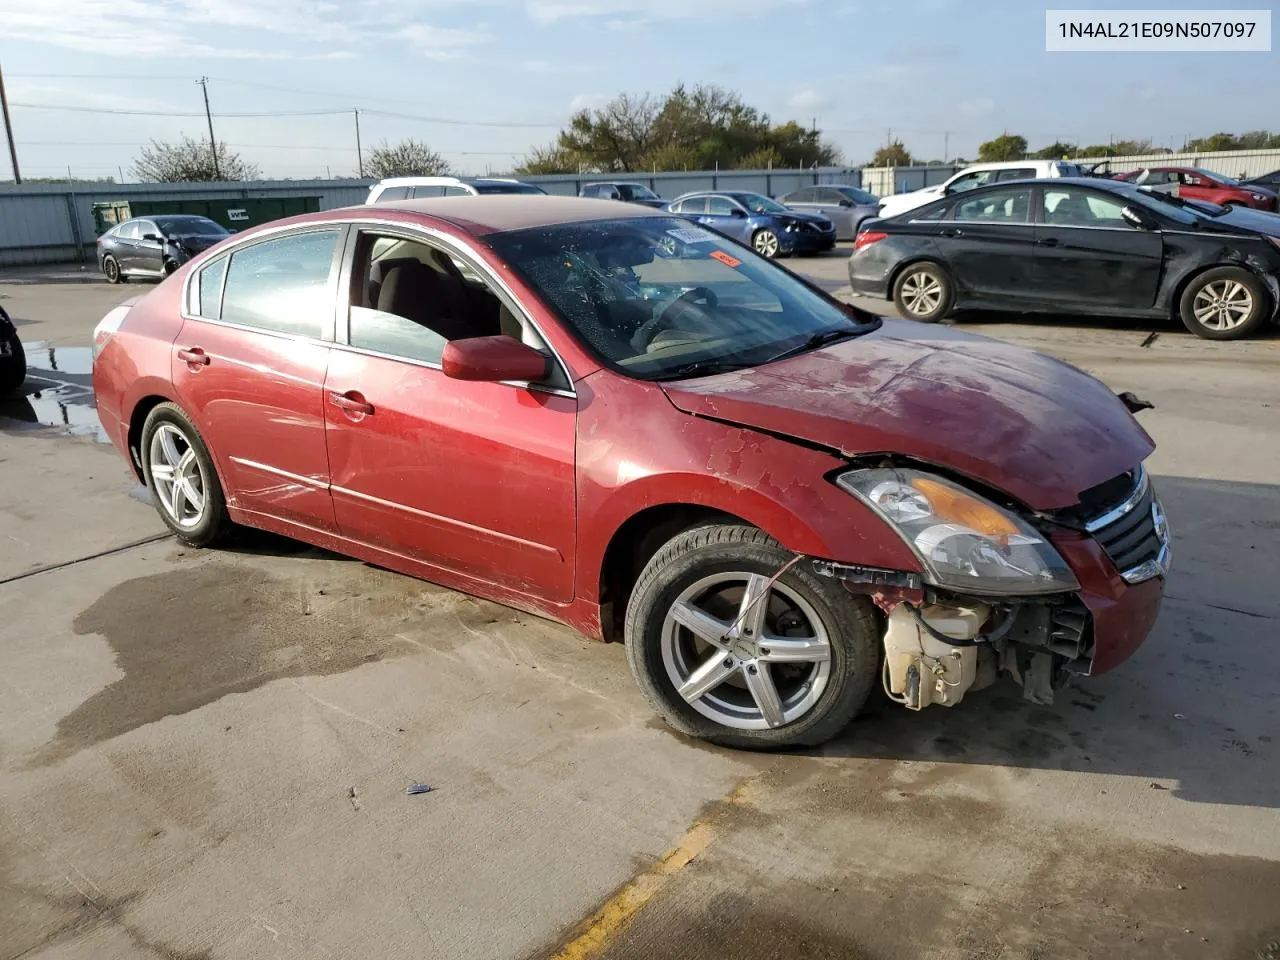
[1035,237,1060,247]
[329,390,375,417]
[177,347,210,366]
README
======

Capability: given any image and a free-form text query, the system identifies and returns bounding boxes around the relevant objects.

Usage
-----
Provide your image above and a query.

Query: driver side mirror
[441,335,549,384]
[143,233,162,242]
[838,199,854,208]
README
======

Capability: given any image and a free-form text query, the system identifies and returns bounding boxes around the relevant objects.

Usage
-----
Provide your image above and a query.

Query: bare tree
[132,136,259,182]
[366,139,450,178]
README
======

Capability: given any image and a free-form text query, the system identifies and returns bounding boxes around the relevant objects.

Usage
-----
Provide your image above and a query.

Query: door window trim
[178,216,575,398]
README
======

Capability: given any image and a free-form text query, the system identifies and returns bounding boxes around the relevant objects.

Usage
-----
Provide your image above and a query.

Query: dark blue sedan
[665,191,836,258]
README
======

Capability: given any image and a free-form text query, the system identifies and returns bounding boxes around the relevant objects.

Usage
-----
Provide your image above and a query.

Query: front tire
[1178,266,1268,340]
[752,229,781,259]
[892,262,954,322]
[102,255,125,284]
[624,524,879,749]
[140,403,231,547]
[0,334,25,398]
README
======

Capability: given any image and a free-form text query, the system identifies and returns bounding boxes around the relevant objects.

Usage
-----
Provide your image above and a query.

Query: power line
[9,102,351,118]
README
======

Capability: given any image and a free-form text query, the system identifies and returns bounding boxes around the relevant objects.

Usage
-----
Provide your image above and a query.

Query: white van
[876,160,1083,219]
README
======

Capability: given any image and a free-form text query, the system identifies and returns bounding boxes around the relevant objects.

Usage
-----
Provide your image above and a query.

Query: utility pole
[0,65,21,184]
[196,77,221,181]
[943,131,950,162]
[354,108,364,178]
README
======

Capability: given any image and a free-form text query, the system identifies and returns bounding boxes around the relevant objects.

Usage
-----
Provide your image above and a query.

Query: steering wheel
[632,286,719,352]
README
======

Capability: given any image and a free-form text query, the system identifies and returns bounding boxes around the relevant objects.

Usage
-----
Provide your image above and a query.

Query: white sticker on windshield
[666,226,716,244]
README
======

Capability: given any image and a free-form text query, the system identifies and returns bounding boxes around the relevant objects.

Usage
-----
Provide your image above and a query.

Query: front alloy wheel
[1179,266,1267,340]
[753,229,780,259]
[625,524,879,748]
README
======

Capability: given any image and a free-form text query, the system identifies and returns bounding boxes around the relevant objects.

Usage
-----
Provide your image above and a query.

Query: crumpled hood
[661,321,1154,510]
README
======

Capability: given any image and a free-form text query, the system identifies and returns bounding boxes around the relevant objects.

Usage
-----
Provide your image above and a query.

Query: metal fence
[519,167,864,198]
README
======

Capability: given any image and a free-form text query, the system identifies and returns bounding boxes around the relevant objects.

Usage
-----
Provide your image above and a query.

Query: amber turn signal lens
[910,477,1023,542]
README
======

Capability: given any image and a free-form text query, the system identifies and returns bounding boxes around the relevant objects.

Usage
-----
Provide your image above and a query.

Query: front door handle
[177,347,210,366]
[1035,237,1060,247]
[329,390,375,417]
[941,228,965,238]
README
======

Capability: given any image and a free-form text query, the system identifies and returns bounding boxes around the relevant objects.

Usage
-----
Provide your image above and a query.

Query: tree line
[113,86,1279,181]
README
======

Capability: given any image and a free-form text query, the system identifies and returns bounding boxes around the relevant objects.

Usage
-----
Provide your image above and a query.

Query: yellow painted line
[550,776,761,960]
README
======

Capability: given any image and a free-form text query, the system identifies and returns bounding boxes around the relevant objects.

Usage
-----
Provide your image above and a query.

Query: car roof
[341,195,671,235]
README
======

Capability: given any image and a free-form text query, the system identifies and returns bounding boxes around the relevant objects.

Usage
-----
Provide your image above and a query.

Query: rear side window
[220,230,340,339]
[787,187,817,202]
[994,167,1036,182]
[194,257,227,319]
[953,186,1032,222]
[374,186,410,202]
[411,185,444,198]
[676,197,707,214]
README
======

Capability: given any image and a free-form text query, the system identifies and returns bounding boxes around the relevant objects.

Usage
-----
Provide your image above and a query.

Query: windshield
[837,186,879,204]
[618,184,660,201]
[485,216,876,381]
[473,181,546,195]
[734,193,788,214]
[154,216,228,235]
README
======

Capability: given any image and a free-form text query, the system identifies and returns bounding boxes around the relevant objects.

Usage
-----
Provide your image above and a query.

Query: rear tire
[102,255,124,284]
[1178,266,1268,340]
[140,403,232,547]
[893,262,954,322]
[624,524,879,749]
[0,334,25,398]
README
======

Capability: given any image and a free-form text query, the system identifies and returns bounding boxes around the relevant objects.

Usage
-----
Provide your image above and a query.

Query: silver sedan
[779,184,880,241]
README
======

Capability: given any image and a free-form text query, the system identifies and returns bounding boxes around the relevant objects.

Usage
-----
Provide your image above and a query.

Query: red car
[91,197,1170,748]
[1116,166,1279,211]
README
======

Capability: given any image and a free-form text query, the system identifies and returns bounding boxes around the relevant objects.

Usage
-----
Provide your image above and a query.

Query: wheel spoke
[150,463,175,483]
[744,664,785,728]
[677,653,739,705]
[735,573,771,642]
[158,428,182,467]
[179,476,203,512]
[669,600,731,648]
[758,636,831,664]
[169,474,187,518]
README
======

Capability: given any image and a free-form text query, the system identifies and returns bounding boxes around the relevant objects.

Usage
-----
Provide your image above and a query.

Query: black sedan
[848,177,1280,340]
[97,215,231,284]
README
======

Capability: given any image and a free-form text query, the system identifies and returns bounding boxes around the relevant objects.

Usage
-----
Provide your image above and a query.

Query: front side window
[347,231,567,388]
[735,193,788,214]
[1043,188,1131,227]
[617,184,659,201]
[706,196,737,215]
[485,216,877,382]
[220,229,340,338]
[837,187,879,204]
[952,186,1031,222]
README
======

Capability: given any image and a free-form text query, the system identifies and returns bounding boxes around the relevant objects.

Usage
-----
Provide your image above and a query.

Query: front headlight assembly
[837,468,1079,596]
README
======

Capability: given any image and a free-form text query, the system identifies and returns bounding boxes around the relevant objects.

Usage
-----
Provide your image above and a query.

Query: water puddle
[0,340,109,443]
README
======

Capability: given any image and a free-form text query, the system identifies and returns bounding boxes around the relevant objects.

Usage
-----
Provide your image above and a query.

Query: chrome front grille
[1083,466,1171,584]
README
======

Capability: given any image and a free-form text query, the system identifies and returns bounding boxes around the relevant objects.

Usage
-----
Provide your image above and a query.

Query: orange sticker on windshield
[710,250,742,268]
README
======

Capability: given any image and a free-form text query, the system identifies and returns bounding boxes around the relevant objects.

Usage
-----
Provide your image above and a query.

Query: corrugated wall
[0,180,373,265]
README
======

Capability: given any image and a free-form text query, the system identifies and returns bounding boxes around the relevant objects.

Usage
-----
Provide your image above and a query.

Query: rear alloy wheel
[625,524,879,749]
[141,403,231,547]
[1179,267,1268,340]
[102,255,124,284]
[893,263,954,322]
[752,229,781,259]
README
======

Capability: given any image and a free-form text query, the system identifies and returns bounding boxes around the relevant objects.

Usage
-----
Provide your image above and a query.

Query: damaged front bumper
[814,467,1170,710]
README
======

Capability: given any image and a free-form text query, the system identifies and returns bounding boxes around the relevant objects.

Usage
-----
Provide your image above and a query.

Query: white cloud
[526,0,808,24]
[521,59,593,74]
[398,24,493,60]
[787,89,828,112]
[568,93,607,112]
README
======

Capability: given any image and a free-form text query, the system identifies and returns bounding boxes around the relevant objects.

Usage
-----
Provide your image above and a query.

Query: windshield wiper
[762,327,860,365]
[651,359,757,382]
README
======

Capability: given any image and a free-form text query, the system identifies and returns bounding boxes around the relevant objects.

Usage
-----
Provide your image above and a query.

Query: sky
[0,0,1276,181]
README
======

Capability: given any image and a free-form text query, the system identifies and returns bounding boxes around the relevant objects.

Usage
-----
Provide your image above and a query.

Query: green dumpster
[95,196,322,234]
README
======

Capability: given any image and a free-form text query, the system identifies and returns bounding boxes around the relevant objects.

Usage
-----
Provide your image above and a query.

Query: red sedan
[92,197,1170,747]
[1116,166,1279,211]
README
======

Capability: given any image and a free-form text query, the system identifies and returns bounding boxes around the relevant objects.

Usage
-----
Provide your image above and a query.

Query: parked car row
[849,176,1280,340]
